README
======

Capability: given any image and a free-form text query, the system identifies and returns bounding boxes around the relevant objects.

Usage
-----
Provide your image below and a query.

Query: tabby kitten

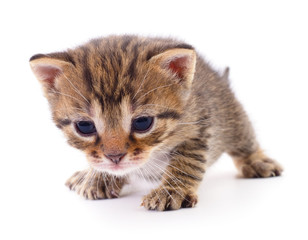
[30,35,283,211]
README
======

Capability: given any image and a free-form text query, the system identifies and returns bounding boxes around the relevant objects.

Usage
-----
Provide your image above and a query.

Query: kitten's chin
[90,162,143,176]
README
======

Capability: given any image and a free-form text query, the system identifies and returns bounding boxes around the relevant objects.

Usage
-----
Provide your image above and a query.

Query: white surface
[1,1,307,239]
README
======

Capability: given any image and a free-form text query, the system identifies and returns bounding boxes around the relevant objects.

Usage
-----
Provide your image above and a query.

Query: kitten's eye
[132,116,154,133]
[75,121,96,136]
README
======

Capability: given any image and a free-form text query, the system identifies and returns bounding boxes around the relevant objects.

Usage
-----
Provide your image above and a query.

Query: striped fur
[30,35,283,211]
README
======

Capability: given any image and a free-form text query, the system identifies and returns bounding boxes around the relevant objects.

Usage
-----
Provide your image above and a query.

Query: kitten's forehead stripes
[34,36,194,116]
[79,46,95,93]
[126,43,139,80]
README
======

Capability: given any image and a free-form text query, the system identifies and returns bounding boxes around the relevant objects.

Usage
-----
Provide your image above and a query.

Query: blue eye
[132,117,154,133]
[75,121,96,135]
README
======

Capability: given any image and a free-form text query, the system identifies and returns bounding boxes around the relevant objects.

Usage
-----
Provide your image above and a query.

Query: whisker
[136,83,176,102]
[147,162,187,201]
[102,172,110,196]
[62,72,90,105]
[149,159,187,189]
[141,165,160,184]
[50,90,86,104]
[148,161,180,189]
[133,67,151,100]
[154,152,201,181]
[138,168,162,205]
[142,166,171,204]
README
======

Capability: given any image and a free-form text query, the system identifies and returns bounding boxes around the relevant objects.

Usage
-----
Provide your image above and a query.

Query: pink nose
[104,152,127,164]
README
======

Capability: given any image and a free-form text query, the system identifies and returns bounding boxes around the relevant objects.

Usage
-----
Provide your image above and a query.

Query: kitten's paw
[142,187,198,211]
[65,170,123,200]
[240,158,283,178]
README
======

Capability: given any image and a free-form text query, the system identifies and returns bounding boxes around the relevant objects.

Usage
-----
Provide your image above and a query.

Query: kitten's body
[30,35,283,210]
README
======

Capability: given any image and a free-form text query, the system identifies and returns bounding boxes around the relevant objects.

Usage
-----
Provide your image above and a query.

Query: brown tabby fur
[30,35,283,211]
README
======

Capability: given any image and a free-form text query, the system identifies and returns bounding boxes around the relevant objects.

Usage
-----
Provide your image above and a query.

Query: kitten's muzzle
[104,152,127,164]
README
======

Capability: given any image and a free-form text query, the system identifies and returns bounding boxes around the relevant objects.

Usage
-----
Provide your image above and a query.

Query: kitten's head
[30,36,196,176]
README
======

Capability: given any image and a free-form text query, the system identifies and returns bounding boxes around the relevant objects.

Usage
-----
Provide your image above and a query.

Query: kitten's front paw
[240,158,283,178]
[142,187,198,211]
[65,170,123,200]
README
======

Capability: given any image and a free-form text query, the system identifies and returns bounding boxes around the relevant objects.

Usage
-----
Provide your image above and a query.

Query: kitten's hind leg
[65,168,126,199]
[226,113,283,178]
[231,149,283,178]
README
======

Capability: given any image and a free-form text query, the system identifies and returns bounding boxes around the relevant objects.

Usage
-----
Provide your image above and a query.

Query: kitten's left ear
[149,48,196,86]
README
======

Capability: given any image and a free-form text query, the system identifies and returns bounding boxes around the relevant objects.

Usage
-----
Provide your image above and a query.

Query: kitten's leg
[231,148,283,178]
[65,168,126,199]
[142,141,206,211]
[227,110,283,178]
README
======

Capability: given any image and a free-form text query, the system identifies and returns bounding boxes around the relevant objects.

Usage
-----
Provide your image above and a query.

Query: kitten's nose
[104,152,127,164]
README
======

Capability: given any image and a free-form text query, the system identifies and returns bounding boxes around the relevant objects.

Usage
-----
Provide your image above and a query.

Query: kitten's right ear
[29,54,73,91]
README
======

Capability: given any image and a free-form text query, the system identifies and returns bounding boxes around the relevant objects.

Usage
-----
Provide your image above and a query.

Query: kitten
[30,35,283,211]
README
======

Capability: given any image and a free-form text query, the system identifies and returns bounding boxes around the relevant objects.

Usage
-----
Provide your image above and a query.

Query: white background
[0,0,307,239]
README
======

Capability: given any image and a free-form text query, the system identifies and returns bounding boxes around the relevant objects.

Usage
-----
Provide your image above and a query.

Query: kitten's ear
[29,54,73,91]
[149,48,196,85]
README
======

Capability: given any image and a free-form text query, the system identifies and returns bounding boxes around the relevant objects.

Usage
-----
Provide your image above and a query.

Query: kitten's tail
[222,67,230,82]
